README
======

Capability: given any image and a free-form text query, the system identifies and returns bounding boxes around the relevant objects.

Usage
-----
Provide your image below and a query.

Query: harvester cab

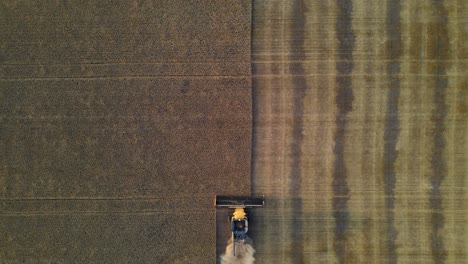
[231,208,248,241]
[215,196,264,256]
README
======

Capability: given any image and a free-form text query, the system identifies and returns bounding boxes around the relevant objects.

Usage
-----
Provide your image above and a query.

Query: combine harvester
[215,196,264,256]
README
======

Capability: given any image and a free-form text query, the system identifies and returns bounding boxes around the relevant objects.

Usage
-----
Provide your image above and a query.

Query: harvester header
[215,196,265,208]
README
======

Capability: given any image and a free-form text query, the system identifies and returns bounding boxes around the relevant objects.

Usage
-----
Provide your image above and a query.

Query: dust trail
[220,238,256,264]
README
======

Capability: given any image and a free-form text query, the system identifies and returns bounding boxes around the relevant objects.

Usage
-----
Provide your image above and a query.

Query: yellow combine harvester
[215,196,265,256]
